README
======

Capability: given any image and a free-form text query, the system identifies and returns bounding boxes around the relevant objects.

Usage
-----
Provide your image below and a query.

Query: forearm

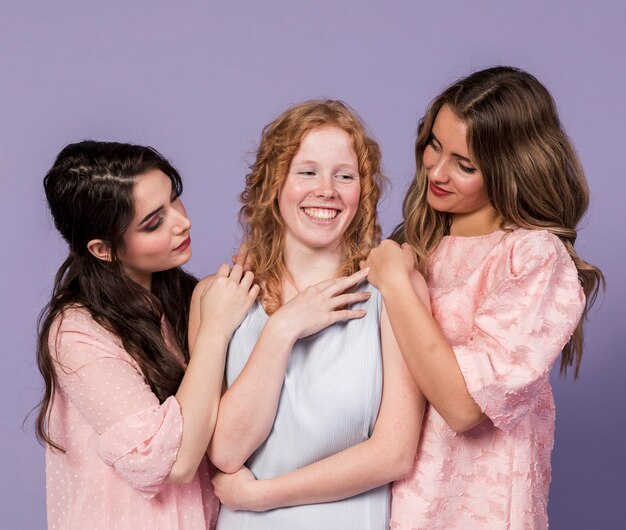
[380,274,484,432]
[244,435,412,511]
[168,326,230,483]
[209,317,295,472]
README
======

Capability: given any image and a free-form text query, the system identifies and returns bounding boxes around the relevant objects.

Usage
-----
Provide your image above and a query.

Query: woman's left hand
[212,466,263,512]
[362,240,415,289]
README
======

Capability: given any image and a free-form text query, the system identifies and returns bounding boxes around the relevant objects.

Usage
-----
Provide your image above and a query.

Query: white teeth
[303,208,338,220]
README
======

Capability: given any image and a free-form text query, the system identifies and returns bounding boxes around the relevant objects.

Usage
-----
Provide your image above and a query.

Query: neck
[282,238,344,297]
[450,204,502,237]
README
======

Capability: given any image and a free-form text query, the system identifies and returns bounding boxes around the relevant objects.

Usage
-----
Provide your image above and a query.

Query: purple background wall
[2,1,623,528]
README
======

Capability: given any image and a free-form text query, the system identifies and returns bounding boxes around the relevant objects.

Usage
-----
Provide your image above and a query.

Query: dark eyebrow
[138,206,164,226]
[430,132,474,164]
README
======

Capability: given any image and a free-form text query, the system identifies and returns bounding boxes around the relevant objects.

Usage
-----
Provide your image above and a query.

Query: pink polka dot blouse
[45,306,218,529]
[390,228,585,530]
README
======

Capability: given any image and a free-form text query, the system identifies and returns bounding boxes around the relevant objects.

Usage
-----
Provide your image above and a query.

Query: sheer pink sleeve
[51,308,183,499]
[453,232,585,431]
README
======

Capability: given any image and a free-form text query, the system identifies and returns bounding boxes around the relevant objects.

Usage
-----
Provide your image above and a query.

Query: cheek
[458,175,487,201]
[123,233,172,261]
[279,180,310,214]
[342,182,361,222]
[346,183,361,209]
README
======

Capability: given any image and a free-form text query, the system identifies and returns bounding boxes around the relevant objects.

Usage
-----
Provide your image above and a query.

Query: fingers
[329,290,371,309]
[329,308,367,324]
[248,283,261,302]
[215,263,231,277]
[330,267,369,295]
[240,270,255,291]
[233,242,253,271]
[304,268,369,297]
[228,263,244,283]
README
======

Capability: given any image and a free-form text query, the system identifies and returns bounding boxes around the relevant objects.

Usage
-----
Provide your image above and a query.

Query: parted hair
[391,66,604,376]
[37,141,197,450]
[240,100,385,314]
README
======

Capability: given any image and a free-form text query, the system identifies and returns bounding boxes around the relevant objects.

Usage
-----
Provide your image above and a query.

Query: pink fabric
[46,306,219,529]
[390,229,585,530]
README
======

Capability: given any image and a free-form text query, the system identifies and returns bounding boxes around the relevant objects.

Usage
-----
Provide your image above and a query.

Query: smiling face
[423,105,499,235]
[117,169,192,289]
[278,126,361,254]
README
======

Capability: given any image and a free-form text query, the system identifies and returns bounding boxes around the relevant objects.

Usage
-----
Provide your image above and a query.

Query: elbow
[167,461,199,484]
[389,454,415,482]
[209,444,246,474]
[446,409,486,434]
[383,441,417,482]
[211,455,245,475]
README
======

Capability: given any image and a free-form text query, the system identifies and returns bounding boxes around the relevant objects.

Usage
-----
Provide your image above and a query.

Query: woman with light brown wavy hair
[364,66,604,529]
[188,100,428,529]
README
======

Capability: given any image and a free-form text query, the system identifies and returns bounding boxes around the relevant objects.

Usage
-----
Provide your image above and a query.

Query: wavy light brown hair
[241,99,385,314]
[391,66,604,376]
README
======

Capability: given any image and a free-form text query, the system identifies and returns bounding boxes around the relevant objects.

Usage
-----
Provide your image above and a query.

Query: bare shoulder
[192,274,217,299]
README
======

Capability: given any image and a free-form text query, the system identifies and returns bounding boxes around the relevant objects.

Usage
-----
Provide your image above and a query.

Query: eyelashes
[426,135,477,174]
[144,216,164,232]
[295,170,358,181]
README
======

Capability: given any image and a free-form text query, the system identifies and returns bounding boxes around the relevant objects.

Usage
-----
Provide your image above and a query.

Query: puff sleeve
[50,308,183,499]
[453,232,585,431]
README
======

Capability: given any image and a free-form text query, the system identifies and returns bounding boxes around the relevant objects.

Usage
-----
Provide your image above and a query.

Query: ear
[87,239,112,262]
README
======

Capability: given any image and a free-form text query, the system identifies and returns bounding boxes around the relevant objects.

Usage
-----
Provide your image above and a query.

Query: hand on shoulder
[363,240,418,292]
[193,264,260,340]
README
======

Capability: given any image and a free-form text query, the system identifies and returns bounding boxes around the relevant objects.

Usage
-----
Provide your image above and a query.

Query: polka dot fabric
[45,307,218,529]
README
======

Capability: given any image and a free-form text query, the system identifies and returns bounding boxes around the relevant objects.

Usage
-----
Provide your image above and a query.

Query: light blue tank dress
[216,282,389,530]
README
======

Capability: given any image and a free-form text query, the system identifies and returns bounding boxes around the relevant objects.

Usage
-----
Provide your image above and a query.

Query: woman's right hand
[272,268,371,341]
[361,239,416,291]
[198,263,260,338]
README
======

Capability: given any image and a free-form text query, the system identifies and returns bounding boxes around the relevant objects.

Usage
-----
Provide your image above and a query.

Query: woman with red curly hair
[188,100,428,529]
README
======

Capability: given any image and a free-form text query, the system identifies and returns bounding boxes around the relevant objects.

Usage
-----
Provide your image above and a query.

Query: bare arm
[365,240,485,432]
[209,268,372,473]
[212,298,425,511]
[169,263,259,483]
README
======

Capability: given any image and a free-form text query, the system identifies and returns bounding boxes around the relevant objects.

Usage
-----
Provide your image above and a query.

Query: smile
[302,207,339,221]
[429,181,452,197]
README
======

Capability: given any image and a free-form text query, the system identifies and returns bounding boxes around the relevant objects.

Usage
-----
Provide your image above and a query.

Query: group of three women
[37,66,603,529]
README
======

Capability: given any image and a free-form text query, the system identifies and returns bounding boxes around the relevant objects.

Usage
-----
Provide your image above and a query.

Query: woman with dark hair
[197,100,427,529]
[364,67,604,528]
[37,141,259,529]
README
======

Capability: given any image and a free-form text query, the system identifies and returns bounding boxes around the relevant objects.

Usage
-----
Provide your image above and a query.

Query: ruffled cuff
[95,395,183,499]
[453,344,536,431]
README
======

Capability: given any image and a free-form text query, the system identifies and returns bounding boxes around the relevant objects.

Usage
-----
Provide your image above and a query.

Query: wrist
[377,269,413,297]
[193,323,231,349]
[246,478,273,512]
[266,312,298,345]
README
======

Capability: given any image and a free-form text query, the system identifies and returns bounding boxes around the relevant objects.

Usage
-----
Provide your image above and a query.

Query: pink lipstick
[173,236,191,252]
[429,181,452,197]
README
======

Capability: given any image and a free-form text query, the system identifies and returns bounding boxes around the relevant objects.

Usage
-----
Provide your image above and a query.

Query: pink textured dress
[390,228,585,530]
[45,307,219,530]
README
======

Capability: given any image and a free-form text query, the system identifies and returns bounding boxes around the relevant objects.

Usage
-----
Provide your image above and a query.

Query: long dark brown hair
[37,141,197,450]
[392,66,604,377]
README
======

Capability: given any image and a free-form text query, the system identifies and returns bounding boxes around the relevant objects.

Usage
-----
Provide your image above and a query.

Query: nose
[315,174,336,199]
[426,153,449,184]
[172,202,191,235]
